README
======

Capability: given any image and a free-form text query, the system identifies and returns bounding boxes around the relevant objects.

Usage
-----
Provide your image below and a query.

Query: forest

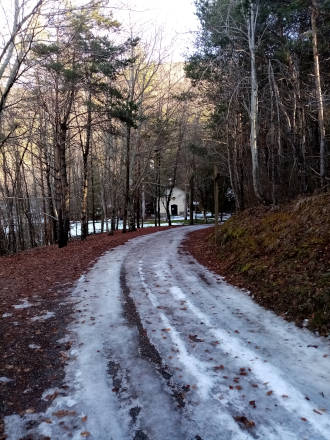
[0,0,329,254]
[1,2,330,437]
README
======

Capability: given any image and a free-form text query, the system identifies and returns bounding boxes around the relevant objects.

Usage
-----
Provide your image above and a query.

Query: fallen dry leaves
[213,365,224,371]
[53,409,77,418]
[234,415,256,429]
[189,334,204,343]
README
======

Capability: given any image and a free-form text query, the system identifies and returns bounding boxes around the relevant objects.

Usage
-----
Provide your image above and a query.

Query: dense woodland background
[0,0,328,254]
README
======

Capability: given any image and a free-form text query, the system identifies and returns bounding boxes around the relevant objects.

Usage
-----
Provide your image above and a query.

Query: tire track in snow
[168,284,330,439]
[120,264,188,409]
[136,261,255,440]
[124,226,330,440]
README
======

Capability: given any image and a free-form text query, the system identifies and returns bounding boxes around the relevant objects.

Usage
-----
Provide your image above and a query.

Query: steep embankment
[185,193,330,336]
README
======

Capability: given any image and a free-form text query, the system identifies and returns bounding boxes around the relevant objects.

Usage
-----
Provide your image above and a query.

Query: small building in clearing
[160,187,186,217]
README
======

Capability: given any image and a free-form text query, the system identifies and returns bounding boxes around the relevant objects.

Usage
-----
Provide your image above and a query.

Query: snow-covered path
[5,226,330,439]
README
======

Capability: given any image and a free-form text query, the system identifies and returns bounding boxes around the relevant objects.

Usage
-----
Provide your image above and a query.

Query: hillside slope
[185,193,330,336]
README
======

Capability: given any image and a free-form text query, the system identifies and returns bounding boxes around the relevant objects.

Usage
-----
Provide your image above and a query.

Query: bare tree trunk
[116,211,119,230]
[0,213,8,255]
[154,197,157,227]
[110,207,116,235]
[141,184,145,228]
[81,90,92,240]
[268,60,277,205]
[53,64,74,248]
[91,151,96,235]
[164,140,181,227]
[165,197,171,226]
[123,124,130,233]
[14,165,25,251]
[22,165,37,248]
[101,186,108,233]
[38,139,49,245]
[165,182,174,226]
[157,193,161,227]
[136,191,140,228]
[248,1,264,203]
[55,122,70,248]
[226,132,238,211]
[184,184,188,221]
[81,157,89,239]
[44,152,57,244]
[128,200,136,231]
[156,147,161,227]
[214,164,219,230]
[311,0,326,186]
[2,151,16,252]
[189,174,194,225]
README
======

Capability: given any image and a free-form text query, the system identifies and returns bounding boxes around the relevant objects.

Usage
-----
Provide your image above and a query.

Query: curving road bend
[5,226,330,440]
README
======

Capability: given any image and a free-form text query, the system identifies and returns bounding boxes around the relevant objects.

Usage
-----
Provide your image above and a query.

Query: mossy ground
[186,193,330,336]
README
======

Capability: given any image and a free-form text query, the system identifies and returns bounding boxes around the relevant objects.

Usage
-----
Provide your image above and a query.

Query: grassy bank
[187,193,330,336]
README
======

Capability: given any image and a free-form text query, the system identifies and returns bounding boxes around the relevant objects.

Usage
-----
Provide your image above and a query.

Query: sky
[104,0,200,61]
[0,0,199,61]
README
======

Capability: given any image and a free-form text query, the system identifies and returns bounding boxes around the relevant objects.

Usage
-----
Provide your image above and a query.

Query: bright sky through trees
[94,0,200,61]
[115,0,199,60]
[0,0,198,60]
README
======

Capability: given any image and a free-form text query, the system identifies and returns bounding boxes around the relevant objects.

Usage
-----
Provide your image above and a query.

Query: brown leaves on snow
[234,415,256,429]
[213,365,224,371]
[45,391,59,402]
[52,410,77,418]
[189,334,204,343]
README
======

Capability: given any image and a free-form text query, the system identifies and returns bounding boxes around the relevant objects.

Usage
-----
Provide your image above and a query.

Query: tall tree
[310,0,326,186]
[69,9,128,240]
[186,0,329,208]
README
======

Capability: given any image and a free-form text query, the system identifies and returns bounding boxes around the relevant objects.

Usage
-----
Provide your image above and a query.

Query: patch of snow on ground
[30,311,55,321]
[69,213,231,237]
[2,313,12,318]
[0,377,13,383]
[12,299,33,309]
[28,344,41,350]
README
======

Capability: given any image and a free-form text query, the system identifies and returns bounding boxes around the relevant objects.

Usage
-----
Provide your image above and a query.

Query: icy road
[5,226,330,440]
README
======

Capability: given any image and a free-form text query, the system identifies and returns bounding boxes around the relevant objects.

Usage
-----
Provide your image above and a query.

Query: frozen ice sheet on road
[5,226,330,440]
